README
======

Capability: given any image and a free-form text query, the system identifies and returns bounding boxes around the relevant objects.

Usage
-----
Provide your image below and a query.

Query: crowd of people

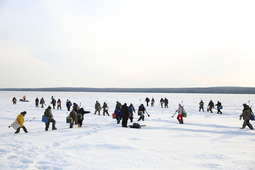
[10,96,254,134]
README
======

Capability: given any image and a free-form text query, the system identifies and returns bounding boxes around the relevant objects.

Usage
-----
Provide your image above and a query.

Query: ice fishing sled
[9,121,20,130]
[129,123,142,129]
[19,99,29,102]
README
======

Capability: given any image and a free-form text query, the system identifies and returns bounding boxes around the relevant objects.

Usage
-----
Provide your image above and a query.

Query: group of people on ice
[10,96,254,134]
[199,100,223,114]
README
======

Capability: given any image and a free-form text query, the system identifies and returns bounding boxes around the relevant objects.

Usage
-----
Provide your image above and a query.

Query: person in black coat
[215,101,222,114]
[208,100,214,113]
[66,100,72,111]
[77,108,90,127]
[138,104,146,121]
[121,103,129,127]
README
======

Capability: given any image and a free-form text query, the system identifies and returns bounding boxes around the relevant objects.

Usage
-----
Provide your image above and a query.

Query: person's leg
[15,127,21,134]
[22,126,28,133]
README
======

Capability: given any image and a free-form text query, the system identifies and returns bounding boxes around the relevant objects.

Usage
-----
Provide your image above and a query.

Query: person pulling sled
[9,111,28,134]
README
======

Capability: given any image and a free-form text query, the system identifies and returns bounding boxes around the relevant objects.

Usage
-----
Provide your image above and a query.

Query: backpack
[129,123,141,129]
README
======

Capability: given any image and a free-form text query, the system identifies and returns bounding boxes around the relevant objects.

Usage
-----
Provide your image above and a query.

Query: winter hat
[21,111,27,115]
[48,106,51,109]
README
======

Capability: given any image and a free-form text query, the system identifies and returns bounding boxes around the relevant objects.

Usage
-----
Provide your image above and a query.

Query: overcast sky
[0,0,254,88]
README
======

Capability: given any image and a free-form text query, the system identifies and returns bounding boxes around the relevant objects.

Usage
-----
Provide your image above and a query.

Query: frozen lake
[0,91,254,170]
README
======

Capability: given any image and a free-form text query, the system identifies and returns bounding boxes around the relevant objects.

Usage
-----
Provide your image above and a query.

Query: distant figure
[207,100,214,113]
[35,97,39,107]
[151,97,155,107]
[12,97,17,104]
[199,100,204,112]
[102,102,110,116]
[160,98,164,108]
[44,106,57,131]
[51,96,56,109]
[121,103,129,127]
[128,103,135,122]
[14,111,28,134]
[145,97,150,106]
[57,99,61,110]
[94,101,101,115]
[239,104,254,130]
[164,98,169,108]
[137,104,146,121]
[66,99,72,111]
[114,101,122,124]
[40,97,45,108]
[215,101,223,114]
[23,95,26,101]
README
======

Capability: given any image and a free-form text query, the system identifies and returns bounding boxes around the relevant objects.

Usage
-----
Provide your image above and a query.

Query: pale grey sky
[0,0,254,88]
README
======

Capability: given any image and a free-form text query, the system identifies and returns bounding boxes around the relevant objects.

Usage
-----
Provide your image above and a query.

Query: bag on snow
[42,115,49,123]
[129,123,141,129]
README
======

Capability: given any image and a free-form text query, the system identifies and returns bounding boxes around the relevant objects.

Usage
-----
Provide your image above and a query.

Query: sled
[19,99,29,102]
[10,121,20,130]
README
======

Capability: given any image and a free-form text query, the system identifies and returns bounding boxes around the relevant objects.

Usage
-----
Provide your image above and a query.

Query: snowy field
[0,91,255,170]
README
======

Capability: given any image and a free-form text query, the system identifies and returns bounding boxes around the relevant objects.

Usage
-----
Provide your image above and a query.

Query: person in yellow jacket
[15,111,28,134]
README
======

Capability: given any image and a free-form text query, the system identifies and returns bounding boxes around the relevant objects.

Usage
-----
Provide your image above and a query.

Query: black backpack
[129,123,141,129]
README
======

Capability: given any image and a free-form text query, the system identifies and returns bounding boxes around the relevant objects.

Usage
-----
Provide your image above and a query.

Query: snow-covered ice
[0,91,254,170]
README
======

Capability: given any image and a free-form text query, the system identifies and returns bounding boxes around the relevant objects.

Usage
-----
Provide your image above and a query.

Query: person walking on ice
[12,111,28,134]
[240,104,254,130]
[172,103,187,124]
[199,100,204,112]
[94,101,101,115]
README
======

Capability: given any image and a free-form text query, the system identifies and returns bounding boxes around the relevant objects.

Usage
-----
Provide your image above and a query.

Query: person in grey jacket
[239,104,254,130]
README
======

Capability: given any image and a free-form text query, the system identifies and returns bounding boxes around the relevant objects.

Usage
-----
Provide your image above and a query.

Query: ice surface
[0,91,254,170]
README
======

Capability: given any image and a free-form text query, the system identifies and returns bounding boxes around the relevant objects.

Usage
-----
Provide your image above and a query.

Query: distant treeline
[1,87,255,94]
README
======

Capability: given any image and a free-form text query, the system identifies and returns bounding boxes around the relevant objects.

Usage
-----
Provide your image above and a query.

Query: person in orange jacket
[15,111,28,134]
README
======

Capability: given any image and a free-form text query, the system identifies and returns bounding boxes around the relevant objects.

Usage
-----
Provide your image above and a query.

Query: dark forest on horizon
[1,87,255,94]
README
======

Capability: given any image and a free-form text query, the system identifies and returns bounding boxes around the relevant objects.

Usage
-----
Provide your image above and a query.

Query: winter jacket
[240,108,252,120]
[40,98,45,104]
[208,101,214,108]
[176,104,185,115]
[121,104,129,119]
[16,113,24,126]
[102,103,108,111]
[44,108,53,118]
[69,110,77,121]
